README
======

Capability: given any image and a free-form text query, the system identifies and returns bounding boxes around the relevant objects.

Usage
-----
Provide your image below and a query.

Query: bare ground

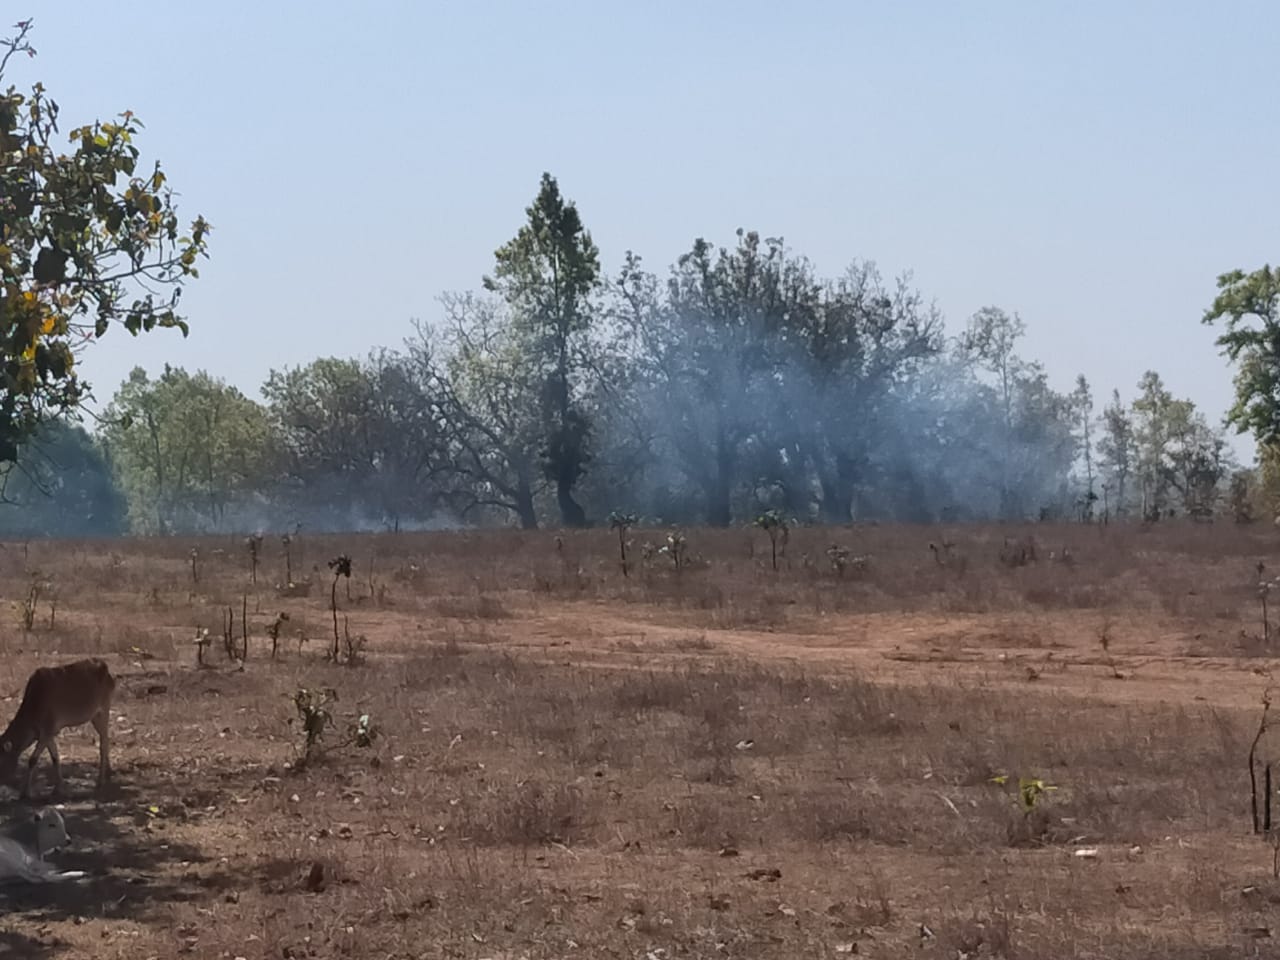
[0,522,1277,958]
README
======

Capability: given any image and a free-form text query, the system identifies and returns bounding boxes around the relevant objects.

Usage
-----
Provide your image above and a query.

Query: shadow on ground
[0,758,255,926]
[0,929,60,960]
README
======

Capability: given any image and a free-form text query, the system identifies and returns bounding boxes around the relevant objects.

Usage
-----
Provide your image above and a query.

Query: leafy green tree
[1070,375,1096,519]
[1258,444,1280,521]
[1129,370,1228,519]
[0,420,125,537]
[1162,401,1231,518]
[1202,265,1280,445]
[0,20,209,466]
[616,232,797,526]
[1097,388,1135,518]
[102,366,275,532]
[796,262,941,522]
[953,308,1076,519]
[262,351,441,529]
[1015,369,1077,517]
[616,237,937,525]
[1131,371,1181,518]
[484,173,600,527]
[959,306,1027,517]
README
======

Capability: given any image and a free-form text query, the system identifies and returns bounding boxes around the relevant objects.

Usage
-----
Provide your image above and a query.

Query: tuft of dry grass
[0,522,1276,957]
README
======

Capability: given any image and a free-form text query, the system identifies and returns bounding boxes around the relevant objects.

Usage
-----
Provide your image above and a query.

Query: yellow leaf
[40,316,55,335]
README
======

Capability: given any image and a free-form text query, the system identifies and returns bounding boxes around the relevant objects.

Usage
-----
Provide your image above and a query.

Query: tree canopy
[0,138,1253,535]
[0,19,209,467]
[1202,265,1280,446]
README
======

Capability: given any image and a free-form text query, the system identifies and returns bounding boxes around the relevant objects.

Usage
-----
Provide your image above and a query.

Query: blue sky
[13,2,1277,461]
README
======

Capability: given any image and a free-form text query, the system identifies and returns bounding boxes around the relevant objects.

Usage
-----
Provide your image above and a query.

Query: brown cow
[0,659,115,799]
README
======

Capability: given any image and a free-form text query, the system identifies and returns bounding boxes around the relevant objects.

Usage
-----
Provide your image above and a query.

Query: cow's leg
[45,739,63,798]
[92,711,111,786]
[21,742,46,800]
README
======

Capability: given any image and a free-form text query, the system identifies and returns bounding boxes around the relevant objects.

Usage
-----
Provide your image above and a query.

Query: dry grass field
[0,521,1279,958]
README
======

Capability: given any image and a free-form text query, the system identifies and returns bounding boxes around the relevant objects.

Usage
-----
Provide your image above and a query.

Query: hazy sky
[13,2,1277,461]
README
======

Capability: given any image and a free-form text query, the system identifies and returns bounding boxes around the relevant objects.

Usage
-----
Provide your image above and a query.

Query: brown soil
[0,521,1276,958]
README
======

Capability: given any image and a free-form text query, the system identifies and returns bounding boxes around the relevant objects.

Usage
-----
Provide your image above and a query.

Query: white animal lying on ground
[0,806,86,883]
[2,806,71,856]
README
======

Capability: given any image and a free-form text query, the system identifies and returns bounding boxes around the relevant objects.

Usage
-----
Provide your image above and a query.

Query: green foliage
[1259,444,1280,521]
[617,234,942,526]
[990,773,1058,814]
[1230,470,1256,524]
[1130,371,1229,519]
[485,172,601,527]
[0,20,209,464]
[263,351,440,528]
[960,307,1079,519]
[101,365,277,533]
[1097,389,1135,518]
[1070,375,1095,516]
[1202,265,1280,445]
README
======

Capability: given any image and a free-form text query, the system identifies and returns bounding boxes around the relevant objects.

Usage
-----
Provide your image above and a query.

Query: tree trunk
[707,479,732,528]
[557,479,587,528]
[819,452,859,524]
[515,477,538,530]
[819,471,850,524]
[707,423,734,527]
[545,365,588,528]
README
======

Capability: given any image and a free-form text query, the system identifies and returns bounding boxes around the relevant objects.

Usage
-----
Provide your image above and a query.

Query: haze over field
[8,10,1280,957]
[18,1,1277,466]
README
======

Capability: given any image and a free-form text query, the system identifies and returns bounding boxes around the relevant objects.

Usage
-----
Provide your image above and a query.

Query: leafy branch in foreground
[0,19,210,462]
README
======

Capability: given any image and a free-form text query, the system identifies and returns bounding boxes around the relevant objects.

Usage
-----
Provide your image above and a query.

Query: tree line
[8,21,1280,538]
[2,172,1263,537]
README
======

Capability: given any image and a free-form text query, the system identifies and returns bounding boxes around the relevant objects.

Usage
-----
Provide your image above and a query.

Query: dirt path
[426,602,1278,712]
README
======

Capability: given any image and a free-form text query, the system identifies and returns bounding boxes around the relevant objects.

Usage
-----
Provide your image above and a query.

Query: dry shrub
[0,522,1276,959]
[667,633,714,652]
[400,647,519,689]
[432,594,511,620]
[828,678,910,739]
[1022,582,1112,609]
[773,785,874,843]
[945,899,1016,958]
[664,790,745,849]
[455,778,587,847]
[607,669,699,714]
